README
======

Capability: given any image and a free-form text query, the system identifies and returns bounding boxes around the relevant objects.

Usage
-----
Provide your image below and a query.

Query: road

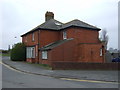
[2,61,119,88]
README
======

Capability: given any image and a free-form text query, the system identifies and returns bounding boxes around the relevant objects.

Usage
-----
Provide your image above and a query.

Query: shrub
[10,43,26,61]
[2,50,8,53]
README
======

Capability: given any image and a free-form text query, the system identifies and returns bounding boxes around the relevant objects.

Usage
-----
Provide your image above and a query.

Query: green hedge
[10,43,26,61]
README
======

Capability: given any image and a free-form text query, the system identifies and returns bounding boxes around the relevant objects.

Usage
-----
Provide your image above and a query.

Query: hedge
[10,43,26,61]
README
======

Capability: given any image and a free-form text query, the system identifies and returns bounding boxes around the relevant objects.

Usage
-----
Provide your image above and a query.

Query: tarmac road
[1,57,119,88]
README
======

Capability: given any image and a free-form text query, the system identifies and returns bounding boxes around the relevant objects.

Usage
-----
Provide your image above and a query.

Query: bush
[2,50,8,53]
[10,43,26,61]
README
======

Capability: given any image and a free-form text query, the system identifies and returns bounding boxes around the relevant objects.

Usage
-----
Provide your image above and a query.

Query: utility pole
[8,45,10,52]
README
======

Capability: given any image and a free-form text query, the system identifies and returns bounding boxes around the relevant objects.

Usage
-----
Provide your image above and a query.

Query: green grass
[1,53,10,56]
[27,62,52,70]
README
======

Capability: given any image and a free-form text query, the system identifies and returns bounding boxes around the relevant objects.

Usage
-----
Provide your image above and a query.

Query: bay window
[26,47,35,58]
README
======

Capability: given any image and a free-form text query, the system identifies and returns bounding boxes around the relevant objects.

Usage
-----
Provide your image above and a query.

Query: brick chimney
[45,11,54,21]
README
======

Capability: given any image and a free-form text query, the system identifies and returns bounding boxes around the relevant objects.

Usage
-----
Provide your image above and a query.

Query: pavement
[2,56,119,82]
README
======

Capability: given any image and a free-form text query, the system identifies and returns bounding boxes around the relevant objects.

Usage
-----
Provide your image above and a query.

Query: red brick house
[21,11,105,66]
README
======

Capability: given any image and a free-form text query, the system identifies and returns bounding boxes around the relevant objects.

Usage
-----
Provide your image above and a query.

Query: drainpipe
[38,30,40,64]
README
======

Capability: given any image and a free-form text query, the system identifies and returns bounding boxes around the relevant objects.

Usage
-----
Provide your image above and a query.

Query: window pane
[100,48,102,56]
[32,33,34,41]
[26,47,35,58]
[42,51,47,59]
[26,47,28,58]
[63,31,67,39]
[32,47,35,58]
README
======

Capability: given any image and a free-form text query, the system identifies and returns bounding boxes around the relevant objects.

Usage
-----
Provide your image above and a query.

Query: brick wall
[22,30,39,63]
[22,31,39,46]
[67,27,100,43]
[40,27,105,64]
[78,44,105,63]
[39,51,51,65]
[51,62,119,70]
[50,40,76,62]
[22,27,104,64]
[40,30,60,47]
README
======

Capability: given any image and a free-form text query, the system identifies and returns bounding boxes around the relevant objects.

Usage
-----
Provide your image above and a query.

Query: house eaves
[60,19,101,30]
[21,19,63,37]
[21,19,101,37]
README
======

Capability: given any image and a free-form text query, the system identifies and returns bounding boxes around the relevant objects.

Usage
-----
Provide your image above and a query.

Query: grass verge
[27,62,52,70]
[1,53,10,57]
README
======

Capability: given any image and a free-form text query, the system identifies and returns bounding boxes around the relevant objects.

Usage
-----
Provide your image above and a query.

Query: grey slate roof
[39,38,74,51]
[21,19,100,36]
[33,19,63,30]
[61,19,100,30]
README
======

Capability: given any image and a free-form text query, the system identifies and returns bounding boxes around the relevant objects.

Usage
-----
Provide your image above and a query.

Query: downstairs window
[26,47,35,58]
[42,51,48,59]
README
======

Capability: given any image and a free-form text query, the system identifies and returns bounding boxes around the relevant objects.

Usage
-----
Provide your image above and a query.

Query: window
[42,51,48,59]
[26,47,35,58]
[100,48,102,56]
[32,47,35,58]
[63,31,67,39]
[55,22,62,25]
[25,36,27,42]
[32,33,34,41]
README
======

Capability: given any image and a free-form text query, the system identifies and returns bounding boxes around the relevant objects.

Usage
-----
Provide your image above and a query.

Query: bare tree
[100,29,109,50]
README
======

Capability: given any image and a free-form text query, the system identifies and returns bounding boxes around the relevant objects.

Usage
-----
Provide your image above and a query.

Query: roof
[39,38,74,51]
[32,19,63,31]
[60,19,100,30]
[21,19,101,36]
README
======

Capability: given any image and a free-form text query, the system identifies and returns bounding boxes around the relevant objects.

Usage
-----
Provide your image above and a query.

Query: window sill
[27,58,35,59]
[42,59,48,60]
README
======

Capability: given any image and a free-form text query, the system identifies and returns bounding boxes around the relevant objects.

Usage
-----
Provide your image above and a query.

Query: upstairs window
[32,33,34,41]
[25,36,27,42]
[63,31,67,39]
[100,48,102,56]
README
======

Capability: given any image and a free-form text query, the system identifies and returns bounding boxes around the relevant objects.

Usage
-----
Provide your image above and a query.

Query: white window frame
[100,48,102,56]
[26,47,35,58]
[42,51,48,59]
[63,31,67,39]
[32,47,35,58]
[32,33,34,41]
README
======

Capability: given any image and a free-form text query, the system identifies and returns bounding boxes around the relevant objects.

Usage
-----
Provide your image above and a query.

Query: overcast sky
[0,0,119,50]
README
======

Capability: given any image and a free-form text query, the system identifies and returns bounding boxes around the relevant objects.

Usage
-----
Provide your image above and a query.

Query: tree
[10,43,26,61]
[99,29,109,50]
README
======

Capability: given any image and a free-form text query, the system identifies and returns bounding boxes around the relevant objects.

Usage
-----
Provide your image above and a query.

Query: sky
[0,0,119,50]
[118,1,120,50]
